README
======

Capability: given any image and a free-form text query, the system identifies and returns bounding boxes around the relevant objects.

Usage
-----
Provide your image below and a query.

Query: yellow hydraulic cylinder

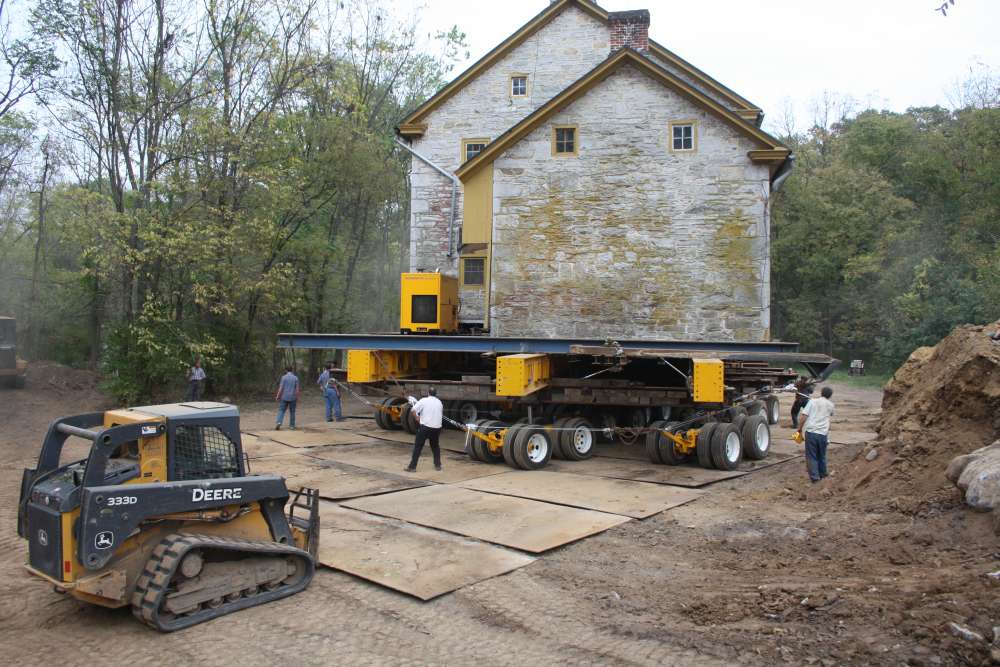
[495,354,550,396]
[692,358,725,403]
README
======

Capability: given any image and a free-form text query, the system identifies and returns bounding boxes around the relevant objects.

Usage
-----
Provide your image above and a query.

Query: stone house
[397,0,791,341]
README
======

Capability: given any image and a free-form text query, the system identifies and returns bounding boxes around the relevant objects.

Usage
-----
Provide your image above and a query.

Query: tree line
[0,0,996,400]
[771,71,1000,371]
[0,0,465,401]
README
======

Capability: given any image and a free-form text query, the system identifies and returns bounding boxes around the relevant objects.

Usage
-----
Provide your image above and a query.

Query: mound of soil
[26,360,103,396]
[834,321,1000,512]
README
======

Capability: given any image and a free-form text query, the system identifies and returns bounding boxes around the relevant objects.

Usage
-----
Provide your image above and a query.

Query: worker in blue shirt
[317,363,343,422]
[274,366,300,430]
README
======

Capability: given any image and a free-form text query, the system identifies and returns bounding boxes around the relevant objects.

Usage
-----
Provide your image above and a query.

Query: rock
[865,447,879,462]
[947,621,985,643]
[946,441,1000,511]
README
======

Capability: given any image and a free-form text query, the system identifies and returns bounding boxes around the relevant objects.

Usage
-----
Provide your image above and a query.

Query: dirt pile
[25,360,103,396]
[836,320,1000,510]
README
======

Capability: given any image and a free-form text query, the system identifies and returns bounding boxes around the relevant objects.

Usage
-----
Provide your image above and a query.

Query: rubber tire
[696,422,718,469]
[551,418,570,459]
[732,414,748,435]
[623,407,647,428]
[727,405,748,422]
[646,419,667,464]
[741,414,771,460]
[512,426,553,470]
[710,422,743,471]
[560,417,595,461]
[657,421,690,466]
[501,424,524,468]
[765,395,780,425]
[745,400,765,417]
[374,399,389,430]
[456,402,479,426]
[399,403,418,435]
[478,420,506,463]
[467,418,490,461]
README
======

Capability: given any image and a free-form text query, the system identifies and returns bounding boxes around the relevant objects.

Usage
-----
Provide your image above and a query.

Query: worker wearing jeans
[274,366,300,430]
[797,386,835,482]
[405,387,444,472]
[316,363,342,422]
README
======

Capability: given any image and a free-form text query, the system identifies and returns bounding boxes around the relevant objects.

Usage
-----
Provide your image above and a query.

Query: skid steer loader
[17,401,319,631]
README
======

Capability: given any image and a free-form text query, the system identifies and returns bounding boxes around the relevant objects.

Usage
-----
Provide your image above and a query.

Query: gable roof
[454,48,788,182]
[398,0,761,136]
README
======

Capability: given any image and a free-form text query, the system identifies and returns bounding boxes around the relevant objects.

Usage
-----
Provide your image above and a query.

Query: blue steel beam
[276,333,804,355]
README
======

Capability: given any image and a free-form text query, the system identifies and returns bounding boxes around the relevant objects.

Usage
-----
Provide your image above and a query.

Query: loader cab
[18,402,247,583]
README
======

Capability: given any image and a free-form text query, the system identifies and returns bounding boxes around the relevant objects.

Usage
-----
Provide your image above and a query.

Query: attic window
[462,138,489,162]
[670,121,696,152]
[552,126,577,156]
[511,75,527,97]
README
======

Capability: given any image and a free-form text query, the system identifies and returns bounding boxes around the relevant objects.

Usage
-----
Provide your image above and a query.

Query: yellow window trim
[668,120,698,154]
[509,73,529,98]
[551,125,579,157]
[461,137,490,163]
[460,256,487,290]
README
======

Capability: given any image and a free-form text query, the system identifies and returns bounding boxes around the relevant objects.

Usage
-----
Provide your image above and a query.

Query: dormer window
[510,75,528,97]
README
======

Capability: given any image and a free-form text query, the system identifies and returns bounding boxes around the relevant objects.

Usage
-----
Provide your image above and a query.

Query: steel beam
[276,333,805,356]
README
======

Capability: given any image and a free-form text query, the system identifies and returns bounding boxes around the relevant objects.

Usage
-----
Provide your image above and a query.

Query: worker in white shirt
[797,385,835,483]
[187,358,206,401]
[405,387,444,472]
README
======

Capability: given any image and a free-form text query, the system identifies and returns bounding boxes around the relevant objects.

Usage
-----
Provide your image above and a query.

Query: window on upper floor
[510,75,528,97]
[462,257,485,287]
[670,121,697,152]
[552,126,577,157]
[462,138,489,163]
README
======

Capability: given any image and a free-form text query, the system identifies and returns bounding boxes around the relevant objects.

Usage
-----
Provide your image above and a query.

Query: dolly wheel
[478,420,506,464]
[560,417,595,461]
[710,422,743,471]
[696,422,718,469]
[657,421,689,466]
[551,418,570,459]
[501,424,524,468]
[645,419,667,464]
[512,426,553,470]
[741,414,771,460]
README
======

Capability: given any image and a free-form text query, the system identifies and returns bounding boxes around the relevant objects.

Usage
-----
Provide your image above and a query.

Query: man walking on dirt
[797,386,835,483]
[404,387,444,473]
[317,363,343,422]
[274,366,301,430]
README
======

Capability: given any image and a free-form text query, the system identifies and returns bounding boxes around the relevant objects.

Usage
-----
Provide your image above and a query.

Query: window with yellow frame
[668,120,698,153]
[551,125,578,157]
[461,138,489,163]
[509,74,528,98]
[460,257,486,289]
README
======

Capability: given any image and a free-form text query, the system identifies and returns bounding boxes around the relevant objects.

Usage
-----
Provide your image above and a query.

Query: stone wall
[407,4,611,320]
[489,63,772,341]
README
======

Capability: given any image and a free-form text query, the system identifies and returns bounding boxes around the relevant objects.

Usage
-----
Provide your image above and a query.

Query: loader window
[173,425,240,481]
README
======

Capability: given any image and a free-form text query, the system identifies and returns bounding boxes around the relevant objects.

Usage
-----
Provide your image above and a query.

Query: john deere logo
[95,531,114,550]
[37,529,48,547]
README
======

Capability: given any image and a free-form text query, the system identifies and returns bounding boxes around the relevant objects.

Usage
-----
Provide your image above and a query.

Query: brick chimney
[609,9,650,53]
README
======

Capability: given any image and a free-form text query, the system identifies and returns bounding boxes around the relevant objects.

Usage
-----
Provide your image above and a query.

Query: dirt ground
[1,365,997,666]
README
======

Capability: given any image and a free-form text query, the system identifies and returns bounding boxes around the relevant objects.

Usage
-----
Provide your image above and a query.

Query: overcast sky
[408,0,1000,132]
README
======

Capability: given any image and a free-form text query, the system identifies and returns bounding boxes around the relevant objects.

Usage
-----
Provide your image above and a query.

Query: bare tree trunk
[28,144,51,359]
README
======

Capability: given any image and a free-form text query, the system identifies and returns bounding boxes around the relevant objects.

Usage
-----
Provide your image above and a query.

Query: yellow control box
[347,350,427,383]
[400,272,458,334]
[692,358,725,403]
[496,354,550,397]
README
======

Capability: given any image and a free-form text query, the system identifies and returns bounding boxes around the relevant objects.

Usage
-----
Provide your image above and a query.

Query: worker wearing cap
[405,387,444,472]
[797,386,835,483]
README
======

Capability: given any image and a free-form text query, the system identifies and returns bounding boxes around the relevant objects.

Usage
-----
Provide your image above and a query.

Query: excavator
[17,401,319,631]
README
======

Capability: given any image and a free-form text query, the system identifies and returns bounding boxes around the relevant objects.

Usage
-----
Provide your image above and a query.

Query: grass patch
[828,368,891,389]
